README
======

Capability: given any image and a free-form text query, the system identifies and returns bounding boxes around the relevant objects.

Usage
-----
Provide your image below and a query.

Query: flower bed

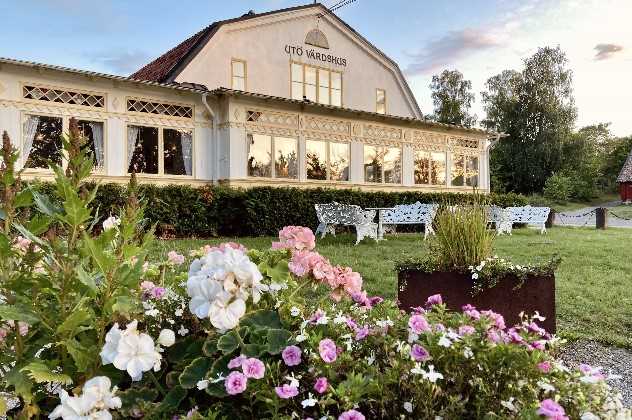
[0,126,629,419]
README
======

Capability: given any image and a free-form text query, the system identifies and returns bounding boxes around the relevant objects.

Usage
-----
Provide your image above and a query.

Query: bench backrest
[485,205,506,223]
[315,203,375,225]
[381,202,438,224]
[505,206,550,223]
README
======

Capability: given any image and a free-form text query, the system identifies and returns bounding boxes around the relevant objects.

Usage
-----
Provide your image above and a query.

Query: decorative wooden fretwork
[448,136,479,149]
[304,117,350,135]
[363,124,402,141]
[414,131,447,145]
[245,109,298,128]
[23,85,105,108]
[127,98,193,119]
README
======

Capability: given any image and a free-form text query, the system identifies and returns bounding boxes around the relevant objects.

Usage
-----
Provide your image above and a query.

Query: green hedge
[29,183,528,237]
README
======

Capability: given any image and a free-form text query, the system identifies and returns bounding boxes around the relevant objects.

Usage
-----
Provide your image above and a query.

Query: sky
[1,0,630,135]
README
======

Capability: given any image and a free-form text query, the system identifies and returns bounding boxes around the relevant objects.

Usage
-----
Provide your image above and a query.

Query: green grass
[150,227,632,347]
[608,204,632,219]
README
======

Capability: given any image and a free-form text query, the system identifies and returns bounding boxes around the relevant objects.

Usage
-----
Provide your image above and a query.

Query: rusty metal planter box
[397,270,556,333]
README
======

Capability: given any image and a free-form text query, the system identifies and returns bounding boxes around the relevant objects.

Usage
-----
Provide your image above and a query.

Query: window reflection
[247,133,272,177]
[306,140,327,180]
[329,142,349,181]
[275,137,298,179]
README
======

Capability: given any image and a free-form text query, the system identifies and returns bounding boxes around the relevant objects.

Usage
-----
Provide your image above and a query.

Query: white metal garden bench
[492,205,551,235]
[315,202,378,244]
[380,202,439,239]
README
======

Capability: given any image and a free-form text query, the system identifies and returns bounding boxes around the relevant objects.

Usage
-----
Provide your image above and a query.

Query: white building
[0,3,500,192]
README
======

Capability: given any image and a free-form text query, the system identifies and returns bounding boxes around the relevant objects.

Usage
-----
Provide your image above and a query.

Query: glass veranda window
[415,150,446,185]
[306,140,349,181]
[77,120,105,171]
[128,126,158,174]
[364,145,401,184]
[127,125,193,176]
[329,141,349,181]
[466,156,479,187]
[164,129,193,176]
[23,115,63,169]
[231,60,246,91]
[306,140,327,180]
[247,134,298,179]
[274,137,298,179]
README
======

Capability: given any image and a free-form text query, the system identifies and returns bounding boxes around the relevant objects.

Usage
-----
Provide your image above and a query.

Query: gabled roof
[130,3,422,117]
[617,150,632,183]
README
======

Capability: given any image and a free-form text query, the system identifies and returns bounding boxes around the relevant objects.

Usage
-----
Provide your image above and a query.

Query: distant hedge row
[31,183,528,238]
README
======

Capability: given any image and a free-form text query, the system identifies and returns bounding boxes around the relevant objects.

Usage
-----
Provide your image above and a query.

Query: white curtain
[127,126,140,173]
[89,122,104,170]
[181,131,193,176]
[22,115,40,168]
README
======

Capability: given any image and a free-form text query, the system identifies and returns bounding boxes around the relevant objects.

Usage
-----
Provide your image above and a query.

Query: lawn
[150,227,632,348]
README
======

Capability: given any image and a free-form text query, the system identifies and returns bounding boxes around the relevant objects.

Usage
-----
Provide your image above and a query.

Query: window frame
[363,144,402,185]
[125,123,195,178]
[413,149,447,186]
[231,58,247,91]
[305,138,350,182]
[76,118,107,173]
[376,88,386,114]
[290,61,342,106]
[246,132,299,180]
[450,153,479,188]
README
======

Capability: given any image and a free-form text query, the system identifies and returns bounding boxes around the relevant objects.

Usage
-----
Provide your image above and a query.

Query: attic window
[305,28,329,49]
[23,85,105,108]
[127,98,193,119]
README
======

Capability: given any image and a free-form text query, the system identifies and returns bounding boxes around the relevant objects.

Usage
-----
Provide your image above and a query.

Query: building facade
[0,3,500,192]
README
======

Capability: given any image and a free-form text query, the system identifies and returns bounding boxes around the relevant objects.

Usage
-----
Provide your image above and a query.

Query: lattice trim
[245,109,298,128]
[127,98,193,119]
[23,85,105,108]
[448,136,480,149]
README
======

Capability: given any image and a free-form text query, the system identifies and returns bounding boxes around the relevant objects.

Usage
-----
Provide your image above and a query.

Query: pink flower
[314,377,328,394]
[462,304,480,320]
[410,344,430,361]
[275,383,299,399]
[529,340,546,351]
[355,325,369,341]
[228,355,247,369]
[7,321,29,337]
[151,287,166,299]
[537,361,552,373]
[167,250,185,265]
[205,242,247,254]
[434,323,446,333]
[318,338,338,363]
[426,294,443,307]
[537,399,568,420]
[241,358,265,379]
[352,292,383,309]
[0,328,8,343]
[140,281,155,291]
[487,329,502,343]
[281,345,302,366]
[458,325,476,336]
[408,314,431,334]
[275,226,316,251]
[528,322,546,336]
[507,328,524,344]
[481,310,506,330]
[225,371,248,395]
[339,409,365,420]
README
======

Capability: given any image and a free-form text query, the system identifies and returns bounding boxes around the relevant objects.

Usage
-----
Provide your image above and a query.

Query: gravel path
[559,340,632,407]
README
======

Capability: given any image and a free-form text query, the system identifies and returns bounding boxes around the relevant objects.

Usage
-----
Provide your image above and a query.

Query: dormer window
[376,89,386,114]
[231,59,247,91]
[291,62,342,106]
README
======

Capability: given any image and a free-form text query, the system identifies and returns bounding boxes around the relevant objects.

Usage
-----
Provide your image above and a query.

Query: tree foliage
[429,69,477,127]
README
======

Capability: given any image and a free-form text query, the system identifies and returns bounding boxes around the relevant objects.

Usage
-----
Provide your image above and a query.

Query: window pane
[164,129,192,176]
[305,83,317,102]
[331,89,342,107]
[291,63,303,82]
[364,145,382,183]
[414,150,430,184]
[306,139,327,180]
[331,72,341,90]
[247,133,272,177]
[330,142,349,181]
[451,154,465,186]
[305,67,316,85]
[318,86,330,105]
[430,152,446,185]
[384,146,401,184]
[274,137,298,179]
[232,60,245,78]
[24,115,62,169]
[291,82,303,100]
[232,76,245,91]
[128,125,158,174]
[376,89,386,114]
[77,120,104,171]
[466,156,479,187]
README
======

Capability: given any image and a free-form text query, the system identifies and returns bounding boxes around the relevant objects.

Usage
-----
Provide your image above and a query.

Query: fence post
[545,209,556,229]
[595,207,608,229]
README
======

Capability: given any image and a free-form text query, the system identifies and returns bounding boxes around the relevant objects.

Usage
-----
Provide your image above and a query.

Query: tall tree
[482,46,577,194]
[429,70,477,127]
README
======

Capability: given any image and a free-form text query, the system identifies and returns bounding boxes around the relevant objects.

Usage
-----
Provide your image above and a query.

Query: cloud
[87,49,152,75]
[593,43,623,61]
[404,28,503,76]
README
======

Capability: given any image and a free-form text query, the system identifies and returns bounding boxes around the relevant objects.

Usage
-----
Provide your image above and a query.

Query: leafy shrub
[543,173,574,202]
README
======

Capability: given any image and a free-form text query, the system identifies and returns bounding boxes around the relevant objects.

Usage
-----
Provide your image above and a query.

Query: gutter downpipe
[202,92,218,182]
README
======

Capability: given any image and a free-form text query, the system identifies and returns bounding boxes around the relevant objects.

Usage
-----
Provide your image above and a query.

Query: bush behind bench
[30,182,528,237]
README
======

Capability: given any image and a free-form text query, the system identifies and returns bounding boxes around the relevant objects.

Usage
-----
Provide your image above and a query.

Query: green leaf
[5,368,33,403]
[20,362,72,385]
[30,188,61,217]
[205,354,232,398]
[0,395,6,416]
[167,336,204,364]
[266,329,291,355]
[13,223,45,247]
[83,234,116,274]
[56,308,93,337]
[13,189,33,208]
[160,385,187,410]
[110,295,135,316]
[179,357,212,389]
[118,387,159,408]
[241,309,283,330]
[0,305,40,324]
[64,339,93,372]
[26,214,52,236]
[217,330,241,355]
[202,338,218,357]
[76,266,98,294]
[266,260,291,283]
[243,343,267,357]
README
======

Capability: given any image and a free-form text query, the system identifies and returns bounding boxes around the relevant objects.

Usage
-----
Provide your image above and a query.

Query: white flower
[99,323,122,365]
[49,376,121,420]
[438,335,452,348]
[376,318,394,328]
[290,307,301,317]
[471,272,479,280]
[285,374,300,388]
[295,332,308,343]
[366,351,376,366]
[410,362,425,376]
[580,413,600,420]
[403,401,413,413]
[210,373,226,384]
[102,216,120,231]
[178,325,189,336]
[301,393,318,408]
[107,322,161,381]
[208,293,246,332]
[500,397,517,412]
[269,282,288,292]
[333,312,347,324]
[537,380,556,393]
[463,347,474,359]
[422,365,444,383]
[174,308,184,317]
[196,380,209,390]
[157,329,176,347]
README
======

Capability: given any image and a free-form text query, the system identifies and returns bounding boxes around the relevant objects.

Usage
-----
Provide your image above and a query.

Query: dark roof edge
[212,88,502,138]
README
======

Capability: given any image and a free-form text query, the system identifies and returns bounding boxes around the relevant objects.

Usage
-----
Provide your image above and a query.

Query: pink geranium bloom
[274,226,316,251]
[355,325,369,341]
[167,250,185,265]
[228,355,247,369]
[462,304,481,320]
[408,314,431,334]
[537,361,552,373]
[314,377,328,394]
[140,281,155,291]
[426,294,443,307]
[537,399,569,420]
[241,358,265,379]
[458,325,476,336]
[318,338,338,363]
[338,409,365,420]
[205,242,247,254]
[481,310,506,330]
[275,383,299,399]
[151,287,166,299]
[225,371,248,395]
[281,345,302,366]
[410,344,430,361]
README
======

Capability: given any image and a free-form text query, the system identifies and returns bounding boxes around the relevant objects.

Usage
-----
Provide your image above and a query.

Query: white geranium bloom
[208,292,246,331]
[49,390,91,419]
[463,347,474,359]
[196,380,209,390]
[290,307,301,317]
[49,376,121,420]
[102,216,120,231]
[422,365,444,383]
[580,413,599,420]
[157,329,176,347]
[112,324,161,381]
[500,397,517,412]
[187,277,223,319]
[404,401,413,413]
[81,376,122,411]
[301,393,318,408]
[438,335,452,348]
[99,323,122,365]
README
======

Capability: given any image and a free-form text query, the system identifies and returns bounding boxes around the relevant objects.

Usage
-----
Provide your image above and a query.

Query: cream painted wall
[174,7,420,119]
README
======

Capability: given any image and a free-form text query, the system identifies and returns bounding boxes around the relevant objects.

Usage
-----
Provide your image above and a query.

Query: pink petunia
[241,358,265,379]
[537,361,552,373]
[314,377,328,394]
[355,325,369,341]
[426,294,443,307]
[410,344,430,361]
[228,355,248,369]
[275,383,299,399]
[318,338,338,363]
[281,345,302,367]
[338,409,365,420]
[481,310,506,330]
[225,371,248,395]
[408,314,431,334]
[537,399,569,420]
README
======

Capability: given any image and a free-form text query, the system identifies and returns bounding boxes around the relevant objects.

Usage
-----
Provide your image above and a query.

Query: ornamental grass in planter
[397,202,559,333]
[0,126,628,419]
